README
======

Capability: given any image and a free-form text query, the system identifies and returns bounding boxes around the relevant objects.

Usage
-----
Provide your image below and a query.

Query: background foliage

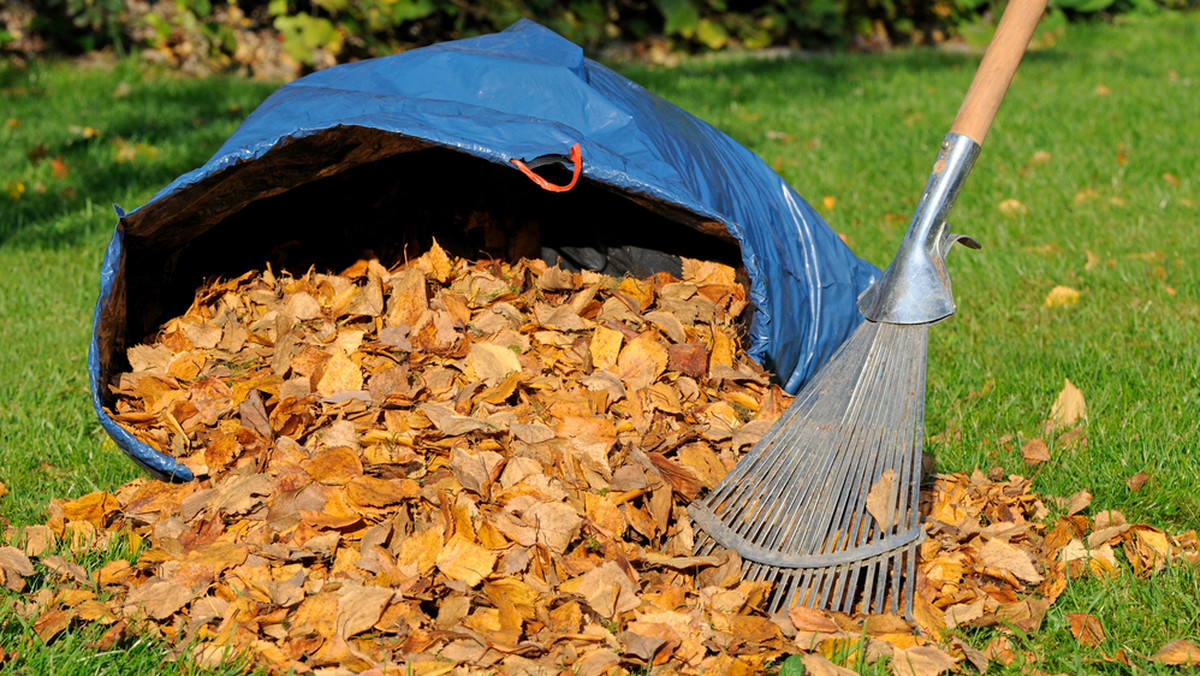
[2,0,1197,79]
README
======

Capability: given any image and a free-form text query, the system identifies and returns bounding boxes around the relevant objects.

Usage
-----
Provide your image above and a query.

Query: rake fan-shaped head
[688,320,929,617]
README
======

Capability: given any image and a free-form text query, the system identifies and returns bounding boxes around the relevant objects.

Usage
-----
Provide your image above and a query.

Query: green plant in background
[28,0,130,53]
[6,0,1198,76]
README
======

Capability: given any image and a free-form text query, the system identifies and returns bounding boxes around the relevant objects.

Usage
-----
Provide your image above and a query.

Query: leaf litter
[2,241,1198,675]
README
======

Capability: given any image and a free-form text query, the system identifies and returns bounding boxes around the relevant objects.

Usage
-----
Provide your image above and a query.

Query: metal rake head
[689,320,929,617]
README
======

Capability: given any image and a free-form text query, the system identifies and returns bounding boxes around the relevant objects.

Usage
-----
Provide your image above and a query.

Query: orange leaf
[435,534,497,587]
[59,491,120,528]
[302,446,363,485]
[1067,613,1105,646]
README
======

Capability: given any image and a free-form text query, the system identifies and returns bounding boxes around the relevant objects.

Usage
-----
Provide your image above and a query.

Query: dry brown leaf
[1049,378,1086,429]
[525,501,583,554]
[1126,471,1150,492]
[1066,489,1092,516]
[979,538,1044,584]
[466,342,521,384]
[315,348,363,397]
[1021,438,1050,466]
[866,469,898,530]
[801,653,859,676]
[33,609,71,643]
[1066,612,1105,646]
[616,331,669,393]
[337,586,394,637]
[561,561,640,620]
[60,491,120,528]
[1153,639,1200,665]
[891,645,958,676]
[589,325,623,371]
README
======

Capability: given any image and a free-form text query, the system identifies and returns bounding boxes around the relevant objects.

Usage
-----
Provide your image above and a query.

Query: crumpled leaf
[561,561,640,620]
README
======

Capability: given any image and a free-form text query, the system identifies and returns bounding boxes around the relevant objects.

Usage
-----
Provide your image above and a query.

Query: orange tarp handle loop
[510,143,582,193]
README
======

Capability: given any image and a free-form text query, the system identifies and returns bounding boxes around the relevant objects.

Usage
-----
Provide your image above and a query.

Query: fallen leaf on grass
[1021,438,1050,466]
[1154,639,1200,665]
[0,547,34,591]
[1126,471,1150,492]
[802,652,859,676]
[998,198,1028,217]
[1043,285,1079,308]
[1048,379,1086,429]
[1066,489,1092,516]
[33,609,71,643]
[1066,613,1105,646]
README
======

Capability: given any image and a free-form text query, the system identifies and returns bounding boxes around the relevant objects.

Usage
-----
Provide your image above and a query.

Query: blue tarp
[89,19,878,481]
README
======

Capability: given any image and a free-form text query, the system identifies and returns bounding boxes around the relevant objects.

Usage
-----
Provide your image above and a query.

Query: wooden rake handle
[949,0,1049,146]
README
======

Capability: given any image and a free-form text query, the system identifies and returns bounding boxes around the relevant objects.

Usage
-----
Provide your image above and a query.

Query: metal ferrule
[857,132,982,325]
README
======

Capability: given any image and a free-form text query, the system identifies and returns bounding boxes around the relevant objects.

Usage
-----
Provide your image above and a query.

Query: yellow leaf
[435,534,497,587]
[616,331,668,393]
[5,179,25,202]
[822,195,837,210]
[1043,285,1080,308]
[891,645,958,676]
[315,348,363,397]
[60,491,120,528]
[708,326,734,371]
[466,342,521,384]
[420,237,455,283]
[998,198,1027,217]
[396,527,443,575]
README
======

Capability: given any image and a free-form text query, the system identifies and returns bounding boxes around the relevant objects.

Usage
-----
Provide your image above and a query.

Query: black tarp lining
[103,126,746,401]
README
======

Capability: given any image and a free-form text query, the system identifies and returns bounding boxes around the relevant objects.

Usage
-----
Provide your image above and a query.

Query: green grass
[623,13,1200,529]
[2,13,1199,674]
[0,57,277,674]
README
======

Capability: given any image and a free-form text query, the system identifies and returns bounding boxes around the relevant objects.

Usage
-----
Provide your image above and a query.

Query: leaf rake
[689,0,1048,618]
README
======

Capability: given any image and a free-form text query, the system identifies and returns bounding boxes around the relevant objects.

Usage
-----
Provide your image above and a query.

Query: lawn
[2,12,1198,674]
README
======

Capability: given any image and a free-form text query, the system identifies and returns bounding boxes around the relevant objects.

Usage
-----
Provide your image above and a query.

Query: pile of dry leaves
[1,243,1197,675]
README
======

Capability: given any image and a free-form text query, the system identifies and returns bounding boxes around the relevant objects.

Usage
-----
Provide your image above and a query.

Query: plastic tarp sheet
[89,19,878,481]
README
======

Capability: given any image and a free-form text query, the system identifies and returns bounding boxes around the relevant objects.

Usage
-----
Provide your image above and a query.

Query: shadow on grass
[617,45,1068,122]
